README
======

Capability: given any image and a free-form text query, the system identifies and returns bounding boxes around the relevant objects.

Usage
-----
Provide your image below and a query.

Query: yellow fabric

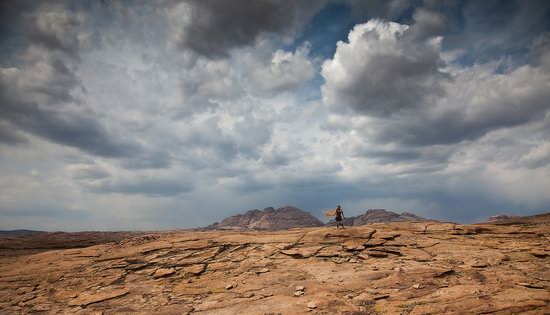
[324,209,337,217]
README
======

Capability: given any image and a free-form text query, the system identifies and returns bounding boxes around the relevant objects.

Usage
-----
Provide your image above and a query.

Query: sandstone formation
[208,206,324,230]
[1,214,549,314]
[327,209,429,227]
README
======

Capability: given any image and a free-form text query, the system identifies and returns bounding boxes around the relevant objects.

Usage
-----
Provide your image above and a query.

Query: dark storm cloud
[0,89,142,158]
[176,0,325,58]
[0,1,144,158]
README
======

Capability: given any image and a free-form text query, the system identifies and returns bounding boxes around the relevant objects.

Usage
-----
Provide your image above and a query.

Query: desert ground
[1,216,549,314]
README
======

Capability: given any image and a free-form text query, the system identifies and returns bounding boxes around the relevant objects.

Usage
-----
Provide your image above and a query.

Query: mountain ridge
[207,205,324,230]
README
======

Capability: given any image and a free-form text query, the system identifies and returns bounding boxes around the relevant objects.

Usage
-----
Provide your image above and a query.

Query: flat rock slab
[153,268,175,278]
[68,288,130,306]
[182,263,206,276]
[1,218,549,314]
[281,246,324,258]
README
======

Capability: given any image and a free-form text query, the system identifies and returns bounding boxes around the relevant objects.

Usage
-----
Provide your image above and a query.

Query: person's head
[337,205,341,209]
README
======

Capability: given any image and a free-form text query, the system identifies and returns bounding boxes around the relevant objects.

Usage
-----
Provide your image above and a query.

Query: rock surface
[208,206,324,230]
[0,231,145,257]
[0,214,549,314]
[327,209,429,227]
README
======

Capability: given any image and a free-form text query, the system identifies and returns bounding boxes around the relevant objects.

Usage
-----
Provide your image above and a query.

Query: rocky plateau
[0,214,549,314]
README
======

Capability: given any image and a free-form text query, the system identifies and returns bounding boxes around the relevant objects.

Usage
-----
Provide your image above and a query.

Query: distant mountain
[207,206,324,230]
[0,230,45,237]
[486,214,520,222]
[326,209,429,226]
[481,212,550,225]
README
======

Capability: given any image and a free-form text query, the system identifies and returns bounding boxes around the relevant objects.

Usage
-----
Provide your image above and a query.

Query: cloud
[422,0,550,66]
[244,43,316,96]
[322,17,550,147]
[321,19,449,117]
[69,164,111,180]
[0,4,143,158]
[520,142,550,169]
[0,122,28,145]
[85,176,193,197]
[261,146,291,166]
[28,3,82,57]
[173,41,316,117]
[172,0,325,58]
[373,56,550,146]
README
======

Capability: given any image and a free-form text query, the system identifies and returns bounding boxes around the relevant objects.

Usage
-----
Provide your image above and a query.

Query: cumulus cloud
[321,19,449,117]
[173,41,316,117]
[322,17,550,147]
[374,59,550,146]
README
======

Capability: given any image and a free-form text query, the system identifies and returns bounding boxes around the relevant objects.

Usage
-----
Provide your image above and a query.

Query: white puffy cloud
[322,17,550,146]
[321,19,448,117]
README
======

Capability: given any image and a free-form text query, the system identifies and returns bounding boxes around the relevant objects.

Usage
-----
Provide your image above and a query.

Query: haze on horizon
[1,0,549,232]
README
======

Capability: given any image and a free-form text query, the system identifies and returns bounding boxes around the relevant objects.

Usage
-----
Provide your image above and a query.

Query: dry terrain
[1,216,549,314]
[0,231,146,258]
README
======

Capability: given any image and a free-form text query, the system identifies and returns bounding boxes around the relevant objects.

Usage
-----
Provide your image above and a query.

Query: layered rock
[327,208,429,226]
[208,206,324,230]
[0,215,548,314]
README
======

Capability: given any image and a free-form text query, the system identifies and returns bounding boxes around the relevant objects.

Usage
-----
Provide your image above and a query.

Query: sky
[1,0,550,231]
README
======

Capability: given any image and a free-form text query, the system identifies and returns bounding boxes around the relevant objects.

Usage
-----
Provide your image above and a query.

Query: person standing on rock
[335,205,345,229]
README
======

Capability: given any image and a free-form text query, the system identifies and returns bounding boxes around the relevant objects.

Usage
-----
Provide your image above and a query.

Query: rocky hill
[207,206,324,230]
[482,212,550,225]
[486,214,520,222]
[327,208,429,226]
[0,215,548,314]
